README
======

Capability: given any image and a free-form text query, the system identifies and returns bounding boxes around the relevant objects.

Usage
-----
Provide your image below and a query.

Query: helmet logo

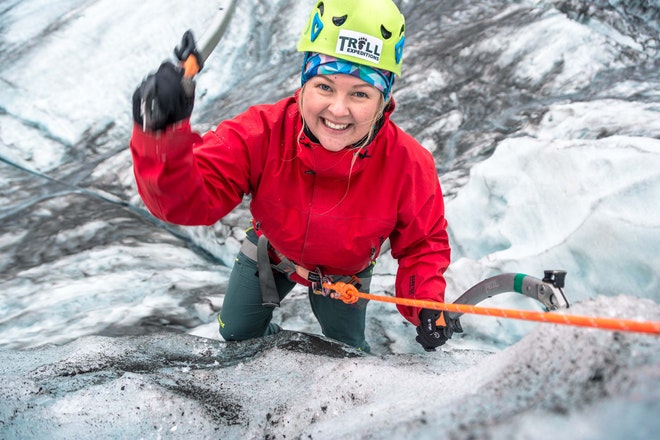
[336,29,383,64]
[395,35,405,65]
[311,12,324,42]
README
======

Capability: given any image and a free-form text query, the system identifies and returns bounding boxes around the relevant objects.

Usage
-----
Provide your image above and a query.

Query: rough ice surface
[1,0,659,438]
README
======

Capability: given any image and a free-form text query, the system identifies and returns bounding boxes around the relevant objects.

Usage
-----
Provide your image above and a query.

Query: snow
[1,0,659,438]
[1,297,659,439]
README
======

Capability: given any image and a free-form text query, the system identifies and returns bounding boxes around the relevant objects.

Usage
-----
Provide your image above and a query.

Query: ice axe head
[174,30,204,78]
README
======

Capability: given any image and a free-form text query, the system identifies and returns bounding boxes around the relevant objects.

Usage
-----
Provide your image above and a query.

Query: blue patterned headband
[301,52,394,101]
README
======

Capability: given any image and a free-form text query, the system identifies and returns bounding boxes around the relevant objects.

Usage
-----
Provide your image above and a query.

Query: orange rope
[323,282,660,336]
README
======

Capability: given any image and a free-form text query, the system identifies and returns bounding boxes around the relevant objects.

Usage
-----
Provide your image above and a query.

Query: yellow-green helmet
[297,0,406,76]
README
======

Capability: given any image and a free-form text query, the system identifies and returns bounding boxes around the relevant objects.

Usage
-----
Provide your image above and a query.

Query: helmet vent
[332,15,347,26]
[400,24,405,36]
[317,2,324,16]
[381,25,392,39]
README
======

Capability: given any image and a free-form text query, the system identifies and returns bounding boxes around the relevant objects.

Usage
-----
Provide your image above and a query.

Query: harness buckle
[311,267,334,296]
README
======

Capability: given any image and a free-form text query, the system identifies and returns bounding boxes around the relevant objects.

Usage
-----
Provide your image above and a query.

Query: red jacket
[130,92,450,326]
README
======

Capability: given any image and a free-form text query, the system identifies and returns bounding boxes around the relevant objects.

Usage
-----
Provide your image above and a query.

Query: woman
[130,0,461,352]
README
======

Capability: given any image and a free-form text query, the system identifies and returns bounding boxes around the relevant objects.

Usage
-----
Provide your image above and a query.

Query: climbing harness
[239,235,370,308]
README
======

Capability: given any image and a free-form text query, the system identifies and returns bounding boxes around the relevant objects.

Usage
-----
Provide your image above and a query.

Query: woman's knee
[309,293,370,350]
[218,313,280,341]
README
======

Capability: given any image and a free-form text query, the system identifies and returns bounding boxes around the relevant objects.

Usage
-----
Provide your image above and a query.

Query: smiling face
[300,74,383,152]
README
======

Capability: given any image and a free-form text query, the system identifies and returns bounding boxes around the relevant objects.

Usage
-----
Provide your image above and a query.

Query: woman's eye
[354,91,368,98]
[318,83,332,92]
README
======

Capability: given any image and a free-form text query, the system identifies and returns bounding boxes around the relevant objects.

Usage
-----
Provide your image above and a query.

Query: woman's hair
[354,93,388,150]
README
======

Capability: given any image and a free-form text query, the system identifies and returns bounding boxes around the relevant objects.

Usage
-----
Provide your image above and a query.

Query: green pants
[218,235,373,352]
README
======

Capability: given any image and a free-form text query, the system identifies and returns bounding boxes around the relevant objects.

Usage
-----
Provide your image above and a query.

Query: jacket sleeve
[129,118,253,226]
[389,148,451,327]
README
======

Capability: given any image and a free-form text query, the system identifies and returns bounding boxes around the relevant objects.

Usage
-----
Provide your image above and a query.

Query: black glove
[415,308,463,352]
[132,62,195,132]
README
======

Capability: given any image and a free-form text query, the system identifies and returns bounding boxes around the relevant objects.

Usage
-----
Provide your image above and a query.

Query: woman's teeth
[324,119,349,130]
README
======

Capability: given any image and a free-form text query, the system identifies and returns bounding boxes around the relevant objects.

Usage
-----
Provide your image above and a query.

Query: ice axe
[138,0,236,130]
[173,0,237,77]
